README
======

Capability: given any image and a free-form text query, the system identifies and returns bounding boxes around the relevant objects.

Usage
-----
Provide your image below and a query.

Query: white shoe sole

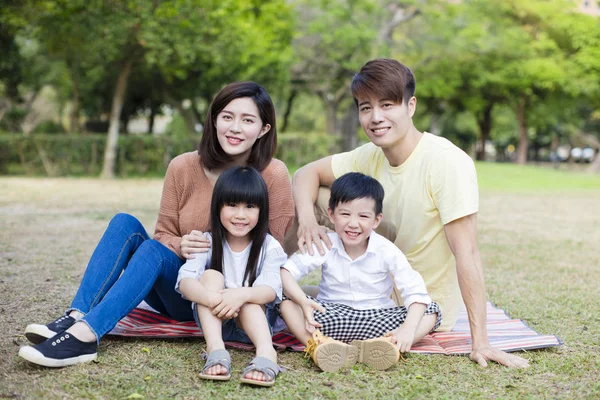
[18,346,97,368]
[315,342,359,373]
[24,324,56,344]
[351,338,399,370]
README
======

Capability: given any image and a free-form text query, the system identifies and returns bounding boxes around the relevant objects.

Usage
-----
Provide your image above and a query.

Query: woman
[18,81,294,368]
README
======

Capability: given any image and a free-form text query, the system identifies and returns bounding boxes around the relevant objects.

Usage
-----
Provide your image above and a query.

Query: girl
[19,82,294,368]
[176,166,286,387]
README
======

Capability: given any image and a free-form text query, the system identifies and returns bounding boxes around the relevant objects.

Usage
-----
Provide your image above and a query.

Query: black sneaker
[25,315,77,344]
[18,332,98,367]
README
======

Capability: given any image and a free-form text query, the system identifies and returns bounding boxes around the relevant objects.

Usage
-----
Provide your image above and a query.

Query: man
[289,58,528,368]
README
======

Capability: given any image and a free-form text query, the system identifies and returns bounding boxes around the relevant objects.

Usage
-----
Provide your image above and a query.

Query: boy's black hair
[329,172,384,214]
[209,166,269,286]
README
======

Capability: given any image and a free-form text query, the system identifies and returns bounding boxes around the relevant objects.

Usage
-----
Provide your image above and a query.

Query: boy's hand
[213,289,246,319]
[300,299,325,332]
[390,325,416,353]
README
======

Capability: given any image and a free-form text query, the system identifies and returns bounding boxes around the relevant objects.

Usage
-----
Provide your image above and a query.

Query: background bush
[0,133,340,177]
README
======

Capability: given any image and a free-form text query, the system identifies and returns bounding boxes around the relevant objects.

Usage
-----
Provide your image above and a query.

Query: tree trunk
[324,97,338,135]
[148,104,156,134]
[281,88,298,133]
[101,58,134,179]
[476,104,493,161]
[70,80,81,133]
[589,152,600,172]
[340,101,359,151]
[515,98,528,165]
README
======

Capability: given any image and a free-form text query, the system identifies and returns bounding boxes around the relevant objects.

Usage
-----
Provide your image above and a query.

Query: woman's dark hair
[198,81,277,171]
[209,166,270,286]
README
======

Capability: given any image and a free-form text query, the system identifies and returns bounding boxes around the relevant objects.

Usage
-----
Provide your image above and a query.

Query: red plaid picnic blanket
[109,302,561,354]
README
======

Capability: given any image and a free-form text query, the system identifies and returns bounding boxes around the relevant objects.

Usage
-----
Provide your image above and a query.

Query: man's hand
[390,325,416,353]
[213,288,246,319]
[300,299,325,332]
[470,345,530,368]
[296,219,331,256]
[180,230,210,259]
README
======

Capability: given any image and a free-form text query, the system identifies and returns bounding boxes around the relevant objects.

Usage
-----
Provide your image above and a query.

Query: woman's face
[215,97,271,162]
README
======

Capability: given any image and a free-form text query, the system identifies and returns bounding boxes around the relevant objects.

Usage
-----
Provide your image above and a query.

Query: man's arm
[444,213,529,368]
[292,156,337,255]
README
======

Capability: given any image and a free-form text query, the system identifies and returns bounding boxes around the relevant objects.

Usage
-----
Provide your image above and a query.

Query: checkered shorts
[306,296,442,343]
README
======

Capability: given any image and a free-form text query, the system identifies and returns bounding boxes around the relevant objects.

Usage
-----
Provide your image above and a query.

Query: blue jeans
[68,213,194,342]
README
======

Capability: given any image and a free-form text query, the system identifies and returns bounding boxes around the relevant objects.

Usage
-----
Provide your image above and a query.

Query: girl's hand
[213,289,246,319]
[300,299,325,332]
[390,325,415,353]
[205,291,223,310]
[180,230,210,259]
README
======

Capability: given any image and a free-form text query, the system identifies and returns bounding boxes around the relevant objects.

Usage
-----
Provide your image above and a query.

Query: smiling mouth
[232,222,247,229]
[370,127,389,135]
[226,136,244,144]
[345,231,360,239]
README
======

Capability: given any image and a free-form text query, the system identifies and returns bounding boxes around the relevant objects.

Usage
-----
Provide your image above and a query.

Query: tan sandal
[304,330,359,373]
[351,336,400,370]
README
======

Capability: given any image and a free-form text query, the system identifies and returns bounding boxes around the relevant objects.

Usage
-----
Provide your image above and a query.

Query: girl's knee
[199,269,225,286]
[238,303,263,316]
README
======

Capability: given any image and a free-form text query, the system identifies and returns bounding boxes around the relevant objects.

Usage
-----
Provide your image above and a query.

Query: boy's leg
[237,304,277,382]
[196,270,227,377]
[279,299,313,345]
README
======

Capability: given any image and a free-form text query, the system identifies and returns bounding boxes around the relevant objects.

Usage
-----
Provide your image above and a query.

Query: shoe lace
[304,338,317,359]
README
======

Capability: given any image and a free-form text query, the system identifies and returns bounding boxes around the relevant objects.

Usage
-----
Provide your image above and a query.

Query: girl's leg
[237,304,277,382]
[196,270,228,377]
[68,239,184,343]
[69,213,149,316]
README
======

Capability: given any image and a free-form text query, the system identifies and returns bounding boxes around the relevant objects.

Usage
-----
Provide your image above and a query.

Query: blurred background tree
[1,0,599,176]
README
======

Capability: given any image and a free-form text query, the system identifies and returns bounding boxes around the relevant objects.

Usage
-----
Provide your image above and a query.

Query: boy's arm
[392,302,427,353]
[293,156,336,255]
[281,268,325,328]
[445,214,529,368]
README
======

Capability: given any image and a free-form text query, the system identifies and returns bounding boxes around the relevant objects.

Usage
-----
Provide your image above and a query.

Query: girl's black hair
[209,166,270,286]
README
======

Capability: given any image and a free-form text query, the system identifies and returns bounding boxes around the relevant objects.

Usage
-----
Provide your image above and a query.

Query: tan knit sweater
[153,151,294,258]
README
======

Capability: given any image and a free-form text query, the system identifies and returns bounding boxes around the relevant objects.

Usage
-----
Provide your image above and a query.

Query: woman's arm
[265,160,295,245]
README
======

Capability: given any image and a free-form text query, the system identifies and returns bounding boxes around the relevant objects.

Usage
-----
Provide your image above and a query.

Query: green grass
[476,162,600,191]
[1,169,599,399]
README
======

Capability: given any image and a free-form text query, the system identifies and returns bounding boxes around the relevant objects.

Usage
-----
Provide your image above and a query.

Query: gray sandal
[240,356,281,387]
[199,349,231,381]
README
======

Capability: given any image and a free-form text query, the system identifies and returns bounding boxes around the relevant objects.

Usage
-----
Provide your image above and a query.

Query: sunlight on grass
[476,162,600,191]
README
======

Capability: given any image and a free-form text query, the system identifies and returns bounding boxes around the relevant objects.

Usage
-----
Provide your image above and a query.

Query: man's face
[328,197,382,252]
[356,95,416,151]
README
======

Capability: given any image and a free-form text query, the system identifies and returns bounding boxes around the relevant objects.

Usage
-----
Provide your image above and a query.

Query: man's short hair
[351,58,416,105]
[329,172,384,215]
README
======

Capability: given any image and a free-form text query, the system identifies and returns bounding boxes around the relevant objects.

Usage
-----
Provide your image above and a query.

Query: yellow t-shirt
[331,132,479,331]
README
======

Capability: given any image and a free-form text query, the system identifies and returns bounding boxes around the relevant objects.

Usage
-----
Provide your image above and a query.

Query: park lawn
[0,163,599,399]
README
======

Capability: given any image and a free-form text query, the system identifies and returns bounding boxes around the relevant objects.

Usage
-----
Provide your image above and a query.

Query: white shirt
[282,232,432,310]
[175,233,286,302]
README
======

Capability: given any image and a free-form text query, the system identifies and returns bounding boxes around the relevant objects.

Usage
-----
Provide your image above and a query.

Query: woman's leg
[195,270,227,377]
[68,239,184,343]
[69,213,149,316]
[237,304,277,382]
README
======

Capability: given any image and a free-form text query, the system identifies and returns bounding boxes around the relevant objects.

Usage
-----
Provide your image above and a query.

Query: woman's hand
[180,230,210,259]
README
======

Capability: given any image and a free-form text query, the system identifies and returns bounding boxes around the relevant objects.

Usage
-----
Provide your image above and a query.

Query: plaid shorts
[306,296,442,343]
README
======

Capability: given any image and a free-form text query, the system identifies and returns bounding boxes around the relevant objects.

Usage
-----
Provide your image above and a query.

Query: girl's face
[220,202,260,243]
[215,97,271,162]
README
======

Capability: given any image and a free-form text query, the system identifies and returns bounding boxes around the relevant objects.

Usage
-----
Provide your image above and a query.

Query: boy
[280,172,440,372]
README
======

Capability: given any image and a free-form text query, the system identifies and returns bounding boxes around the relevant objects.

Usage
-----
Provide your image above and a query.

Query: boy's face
[327,197,382,251]
[356,95,416,151]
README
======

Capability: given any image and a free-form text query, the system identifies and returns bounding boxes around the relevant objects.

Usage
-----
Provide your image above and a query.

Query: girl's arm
[212,286,275,319]
[178,278,222,309]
